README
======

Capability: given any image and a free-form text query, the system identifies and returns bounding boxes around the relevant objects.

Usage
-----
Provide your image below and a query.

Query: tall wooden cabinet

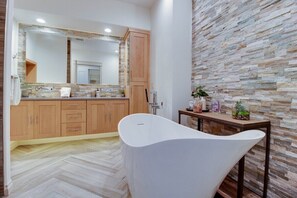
[129,82,148,114]
[125,29,150,114]
[129,32,149,82]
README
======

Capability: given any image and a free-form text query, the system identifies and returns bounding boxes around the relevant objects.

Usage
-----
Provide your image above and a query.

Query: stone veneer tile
[192,0,297,197]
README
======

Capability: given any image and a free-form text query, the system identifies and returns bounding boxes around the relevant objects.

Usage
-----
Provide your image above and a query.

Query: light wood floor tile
[8,137,130,198]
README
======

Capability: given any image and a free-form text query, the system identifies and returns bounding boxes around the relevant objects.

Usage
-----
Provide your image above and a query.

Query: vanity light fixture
[104,28,112,33]
[36,18,46,24]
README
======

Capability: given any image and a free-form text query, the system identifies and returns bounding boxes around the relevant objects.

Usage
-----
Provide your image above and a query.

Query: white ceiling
[14,0,153,37]
[14,9,128,37]
[116,0,157,8]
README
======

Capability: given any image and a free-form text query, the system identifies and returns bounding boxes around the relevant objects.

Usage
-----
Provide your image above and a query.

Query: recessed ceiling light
[104,28,112,33]
[115,50,119,53]
[36,18,46,24]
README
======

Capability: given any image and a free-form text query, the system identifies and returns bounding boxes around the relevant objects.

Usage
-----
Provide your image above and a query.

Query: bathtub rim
[118,113,265,148]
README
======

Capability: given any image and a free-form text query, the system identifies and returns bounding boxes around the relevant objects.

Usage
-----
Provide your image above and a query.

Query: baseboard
[10,132,119,151]
[10,141,19,151]
[4,181,13,196]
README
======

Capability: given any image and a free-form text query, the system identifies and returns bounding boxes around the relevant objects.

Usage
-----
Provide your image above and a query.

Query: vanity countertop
[21,97,129,101]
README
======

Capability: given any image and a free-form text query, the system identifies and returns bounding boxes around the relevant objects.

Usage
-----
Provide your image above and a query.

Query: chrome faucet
[149,91,160,115]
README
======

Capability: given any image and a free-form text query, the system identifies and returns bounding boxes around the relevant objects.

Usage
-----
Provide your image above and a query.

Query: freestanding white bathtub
[118,114,265,198]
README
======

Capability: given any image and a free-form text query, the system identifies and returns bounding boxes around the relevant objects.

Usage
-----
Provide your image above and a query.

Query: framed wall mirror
[20,25,122,85]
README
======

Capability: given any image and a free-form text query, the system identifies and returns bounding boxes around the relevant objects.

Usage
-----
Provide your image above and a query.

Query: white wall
[11,19,18,75]
[150,0,192,122]
[26,32,67,83]
[71,49,119,85]
[171,0,192,122]
[150,0,173,119]
[4,0,14,194]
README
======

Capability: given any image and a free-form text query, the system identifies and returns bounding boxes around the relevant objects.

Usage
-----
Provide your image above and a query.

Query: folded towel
[11,75,21,106]
[60,87,71,98]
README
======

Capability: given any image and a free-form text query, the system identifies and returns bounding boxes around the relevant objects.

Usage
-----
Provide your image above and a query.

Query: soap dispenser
[96,88,101,98]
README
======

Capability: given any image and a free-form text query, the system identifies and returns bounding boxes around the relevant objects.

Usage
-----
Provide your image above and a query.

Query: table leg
[237,156,245,198]
[178,113,181,124]
[263,125,271,198]
[197,118,201,131]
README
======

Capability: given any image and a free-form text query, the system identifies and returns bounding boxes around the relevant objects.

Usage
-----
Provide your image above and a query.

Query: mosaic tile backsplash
[21,83,125,98]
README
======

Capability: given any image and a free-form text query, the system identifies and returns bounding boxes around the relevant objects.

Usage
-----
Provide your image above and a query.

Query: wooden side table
[178,110,270,198]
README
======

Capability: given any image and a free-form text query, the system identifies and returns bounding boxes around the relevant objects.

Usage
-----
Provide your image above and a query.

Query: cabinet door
[33,101,61,139]
[10,101,34,141]
[130,32,149,82]
[130,82,149,114]
[87,100,109,134]
[109,100,129,132]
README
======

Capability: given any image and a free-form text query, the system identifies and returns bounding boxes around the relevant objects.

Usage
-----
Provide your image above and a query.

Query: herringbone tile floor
[8,137,130,198]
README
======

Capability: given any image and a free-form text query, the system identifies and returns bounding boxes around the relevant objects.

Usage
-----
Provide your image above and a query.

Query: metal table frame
[178,110,270,198]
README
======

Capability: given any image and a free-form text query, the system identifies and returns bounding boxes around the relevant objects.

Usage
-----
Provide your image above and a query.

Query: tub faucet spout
[150,91,160,115]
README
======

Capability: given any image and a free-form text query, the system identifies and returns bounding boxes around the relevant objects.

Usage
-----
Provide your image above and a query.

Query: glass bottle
[211,91,221,113]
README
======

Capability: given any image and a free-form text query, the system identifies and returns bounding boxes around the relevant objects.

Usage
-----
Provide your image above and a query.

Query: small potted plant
[232,101,250,120]
[191,86,209,112]
[191,86,209,98]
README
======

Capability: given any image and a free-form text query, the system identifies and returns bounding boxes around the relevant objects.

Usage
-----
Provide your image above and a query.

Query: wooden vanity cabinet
[61,101,86,136]
[109,100,129,132]
[10,101,34,141]
[87,100,109,134]
[87,100,129,134]
[10,101,61,140]
[11,99,129,141]
[33,101,61,139]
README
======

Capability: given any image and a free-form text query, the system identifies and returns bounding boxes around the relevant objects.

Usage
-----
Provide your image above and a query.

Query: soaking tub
[118,113,265,198]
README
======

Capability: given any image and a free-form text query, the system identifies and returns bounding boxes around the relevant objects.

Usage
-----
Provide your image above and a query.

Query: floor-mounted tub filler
[118,114,265,198]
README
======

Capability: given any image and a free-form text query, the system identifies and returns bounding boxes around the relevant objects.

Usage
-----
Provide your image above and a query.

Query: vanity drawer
[61,101,86,110]
[62,123,86,136]
[62,110,86,123]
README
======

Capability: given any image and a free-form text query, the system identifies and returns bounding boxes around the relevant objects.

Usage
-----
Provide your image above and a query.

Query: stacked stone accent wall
[192,0,297,197]
[119,41,125,87]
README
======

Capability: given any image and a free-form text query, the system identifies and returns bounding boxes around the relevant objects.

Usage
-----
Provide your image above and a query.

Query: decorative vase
[193,98,203,113]
[232,101,250,120]
[188,100,194,110]
[200,97,207,111]
[211,99,221,113]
